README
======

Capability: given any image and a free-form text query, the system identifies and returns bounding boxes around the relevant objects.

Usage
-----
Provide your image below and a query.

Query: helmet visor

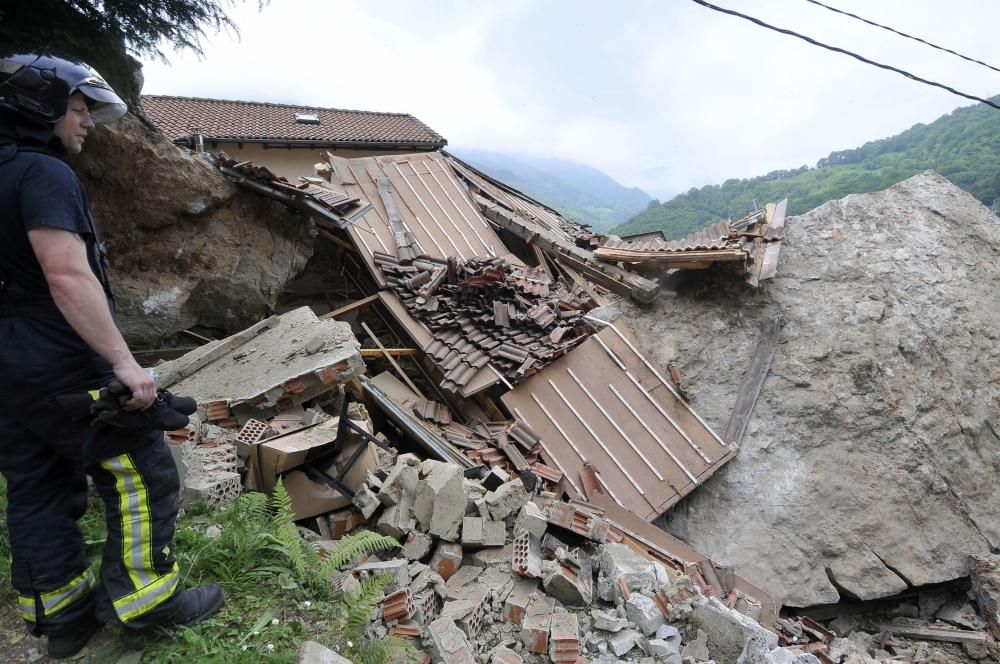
[77,77,126,123]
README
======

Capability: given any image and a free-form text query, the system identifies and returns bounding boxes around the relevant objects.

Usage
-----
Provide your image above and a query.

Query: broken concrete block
[376,503,415,539]
[482,467,511,492]
[515,501,548,540]
[414,463,466,541]
[598,542,658,602]
[689,597,779,664]
[445,566,483,600]
[430,542,463,581]
[764,648,822,664]
[648,637,681,659]
[401,531,434,561]
[441,583,490,640]
[351,484,381,520]
[484,479,529,521]
[549,611,581,663]
[591,608,628,632]
[491,646,523,664]
[409,567,444,596]
[295,640,353,663]
[512,531,542,578]
[379,453,420,507]
[355,558,409,594]
[608,628,638,657]
[543,557,593,607]
[504,579,538,625]
[521,596,555,653]
[626,593,666,636]
[182,471,241,509]
[428,617,477,664]
[462,516,505,548]
[468,544,512,570]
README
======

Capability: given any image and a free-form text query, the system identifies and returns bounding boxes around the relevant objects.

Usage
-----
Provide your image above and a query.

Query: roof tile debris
[142,94,446,147]
[595,201,788,286]
[181,148,807,660]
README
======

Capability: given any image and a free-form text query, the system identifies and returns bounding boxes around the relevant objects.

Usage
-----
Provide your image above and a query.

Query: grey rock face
[611,173,1000,606]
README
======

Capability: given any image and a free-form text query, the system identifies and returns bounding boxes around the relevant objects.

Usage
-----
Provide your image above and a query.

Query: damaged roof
[141,95,447,148]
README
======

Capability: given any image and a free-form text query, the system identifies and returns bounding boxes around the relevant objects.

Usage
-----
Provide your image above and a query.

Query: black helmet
[0,47,126,125]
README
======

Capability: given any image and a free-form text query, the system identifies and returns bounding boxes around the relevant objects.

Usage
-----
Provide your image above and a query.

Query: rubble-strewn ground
[607,171,1000,607]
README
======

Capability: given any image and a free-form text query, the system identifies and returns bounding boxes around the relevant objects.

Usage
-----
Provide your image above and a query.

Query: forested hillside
[614,97,1000,239]
[451,149,651,231]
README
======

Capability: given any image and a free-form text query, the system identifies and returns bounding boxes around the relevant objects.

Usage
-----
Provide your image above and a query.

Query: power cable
[688,0,1000,111]
[803,0,1000,75]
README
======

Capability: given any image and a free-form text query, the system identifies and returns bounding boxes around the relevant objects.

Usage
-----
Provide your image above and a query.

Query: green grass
[0,476,413,663]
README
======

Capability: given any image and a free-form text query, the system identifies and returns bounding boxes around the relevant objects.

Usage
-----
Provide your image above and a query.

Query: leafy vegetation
[613,96,1000,240]
[0,476,411,663]
[453,148,652,231]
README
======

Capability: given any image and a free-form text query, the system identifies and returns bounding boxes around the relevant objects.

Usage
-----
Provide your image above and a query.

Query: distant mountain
[449,149,651,231]
[614,96,1000,240]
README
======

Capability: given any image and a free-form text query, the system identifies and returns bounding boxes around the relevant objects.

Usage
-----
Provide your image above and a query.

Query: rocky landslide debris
[607,172,1000,607]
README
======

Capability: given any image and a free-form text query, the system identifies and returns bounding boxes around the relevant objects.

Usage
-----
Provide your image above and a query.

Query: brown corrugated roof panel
[502,322,736,521]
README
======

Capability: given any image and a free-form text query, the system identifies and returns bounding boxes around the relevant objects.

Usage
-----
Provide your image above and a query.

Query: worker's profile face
[53,93,96,154]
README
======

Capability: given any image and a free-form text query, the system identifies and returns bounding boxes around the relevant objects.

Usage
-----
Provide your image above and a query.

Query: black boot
[124,584,226,629]
[156,389,197,416]
[47,613,102,659]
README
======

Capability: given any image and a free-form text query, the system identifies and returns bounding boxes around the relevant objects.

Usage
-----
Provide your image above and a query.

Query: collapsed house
[145,144,811,663]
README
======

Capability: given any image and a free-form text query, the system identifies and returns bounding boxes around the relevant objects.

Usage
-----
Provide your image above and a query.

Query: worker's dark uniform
[0,141,183,635]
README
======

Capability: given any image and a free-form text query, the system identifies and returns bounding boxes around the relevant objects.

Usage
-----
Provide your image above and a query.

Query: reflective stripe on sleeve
[18,595,36,622]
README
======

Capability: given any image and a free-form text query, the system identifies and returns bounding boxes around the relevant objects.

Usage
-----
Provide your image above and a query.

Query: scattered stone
[598,543,658,602]
[428,616,477,664]
[378,453,420,507]
[689,597,779,664]
[492,645,523,664]
[462,516,506,547]
[445,565,484,600]
[592,608,628,632]
[355,558,409,593]
[543,556,593,606]
[430,542,464,581]
[682,627,711,661]
[970,553,1000,639]
[515,501,548,540]
[626,593,666,636]
[413,462,466,541]
[401,531,434,561]
[608,628,638,657]
[295,641,353,664]
[485,479,529,521]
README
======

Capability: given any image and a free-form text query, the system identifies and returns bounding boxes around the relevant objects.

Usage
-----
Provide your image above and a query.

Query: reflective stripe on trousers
[100,453,180,622]
[18,567,97,622]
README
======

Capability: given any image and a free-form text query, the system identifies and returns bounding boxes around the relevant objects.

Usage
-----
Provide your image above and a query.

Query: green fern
[319,531,400,579]
[344,573,389,637]
[269,478,309,577]
[351,635,418,664]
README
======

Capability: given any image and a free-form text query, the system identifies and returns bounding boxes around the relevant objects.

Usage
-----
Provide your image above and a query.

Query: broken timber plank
[880,624,989,645]
[723,312,785,445]
[316,228,357,253]
[319,293,380,320]
[154,316,279,389]
[360,321,426,400]
[360,348,419,358]
[473,195,658,303]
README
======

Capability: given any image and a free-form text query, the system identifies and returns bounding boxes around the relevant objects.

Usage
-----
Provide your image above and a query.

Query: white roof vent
[294,113,320,125]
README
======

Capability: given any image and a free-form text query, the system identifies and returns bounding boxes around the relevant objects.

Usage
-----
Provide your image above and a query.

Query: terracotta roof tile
[141,95,446,147]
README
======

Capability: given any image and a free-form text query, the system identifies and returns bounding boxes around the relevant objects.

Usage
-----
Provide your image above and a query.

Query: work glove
[90,379,198,431]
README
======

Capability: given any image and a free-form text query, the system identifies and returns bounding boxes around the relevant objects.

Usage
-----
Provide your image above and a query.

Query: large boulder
[610,172,1000,606]
[69,113,314,347]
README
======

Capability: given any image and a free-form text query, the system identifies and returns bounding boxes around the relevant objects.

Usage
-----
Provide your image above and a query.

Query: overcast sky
[140,0,1000,199]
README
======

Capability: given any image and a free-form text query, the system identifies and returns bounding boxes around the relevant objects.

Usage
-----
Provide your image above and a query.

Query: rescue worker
[0,47,224,658]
